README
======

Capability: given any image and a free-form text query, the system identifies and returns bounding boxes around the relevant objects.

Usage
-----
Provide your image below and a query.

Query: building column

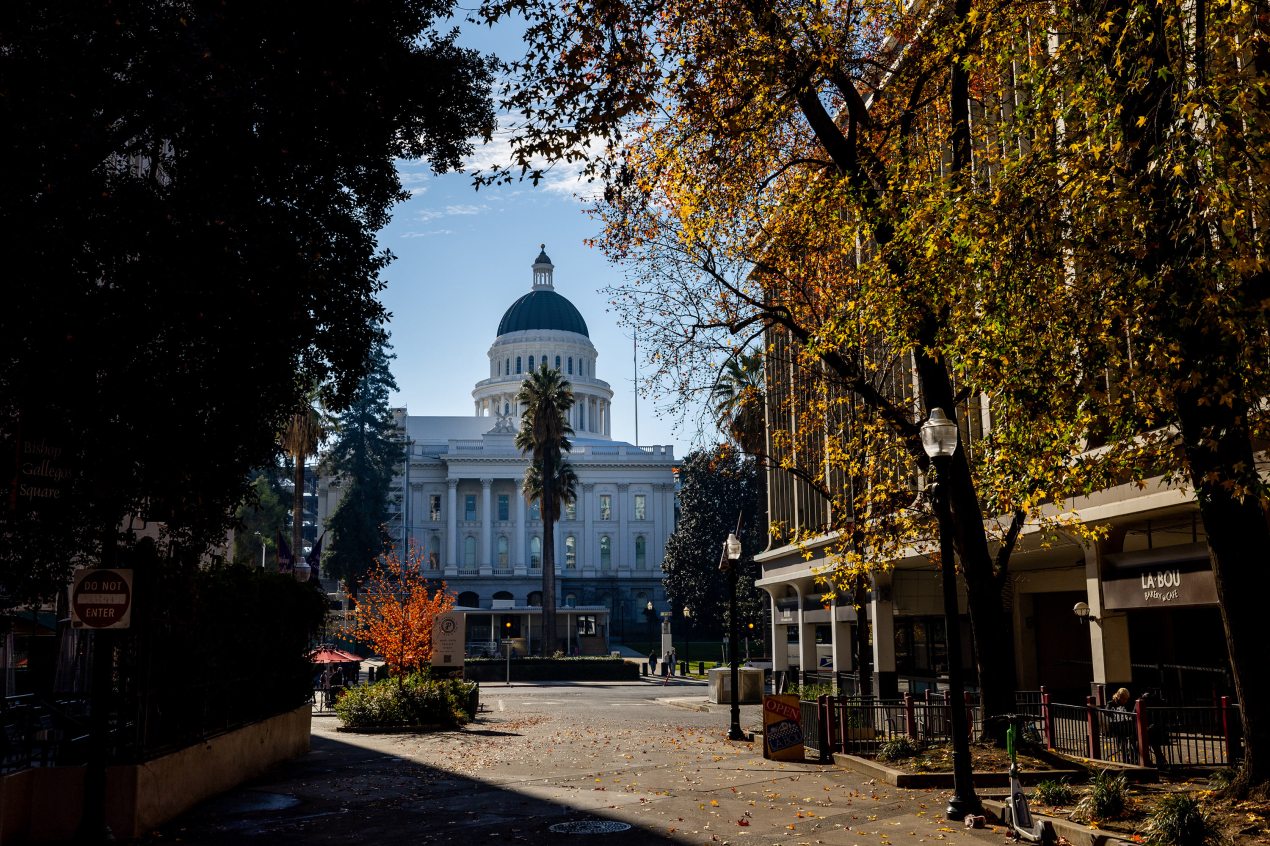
[795,584,818,677]
[616,483,630,570]
[1085,540,1132,686]
[480,478,493,575]
[581,483,595,575]
[514,487,526,575]
[764,589,789,673]
[870,572,897,698]
[445,479,458,576]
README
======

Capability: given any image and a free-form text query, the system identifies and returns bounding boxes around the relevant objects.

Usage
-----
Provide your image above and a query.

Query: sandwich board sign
[71,568,133,630]
[431,611,466,676]
[762,694,805,761]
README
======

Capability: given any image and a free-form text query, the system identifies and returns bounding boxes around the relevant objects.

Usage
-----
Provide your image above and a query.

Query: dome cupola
[496,245,590,337]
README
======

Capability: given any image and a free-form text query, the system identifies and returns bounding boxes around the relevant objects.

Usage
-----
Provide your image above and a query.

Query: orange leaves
[340,544,456,676]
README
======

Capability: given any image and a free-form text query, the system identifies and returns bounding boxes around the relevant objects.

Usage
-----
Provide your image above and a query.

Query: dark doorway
[1032,591,1094,702]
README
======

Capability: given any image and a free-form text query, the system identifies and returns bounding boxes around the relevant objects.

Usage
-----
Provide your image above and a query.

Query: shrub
[1072,770,1129,822]
[335,673,478,729]
[793,683,836,701]
[877,736,919,762]
[1206,768,1237,791]
[1034,779,1076,807]
[1140,794,1226,846]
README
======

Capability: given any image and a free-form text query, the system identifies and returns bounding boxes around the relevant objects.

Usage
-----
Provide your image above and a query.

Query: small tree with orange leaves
[341,545,455,678]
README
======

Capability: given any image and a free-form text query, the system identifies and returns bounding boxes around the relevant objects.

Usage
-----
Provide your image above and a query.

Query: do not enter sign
[71,568,133,629]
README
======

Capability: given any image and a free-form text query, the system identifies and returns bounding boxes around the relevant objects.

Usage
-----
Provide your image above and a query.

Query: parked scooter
[998,714,1051,843]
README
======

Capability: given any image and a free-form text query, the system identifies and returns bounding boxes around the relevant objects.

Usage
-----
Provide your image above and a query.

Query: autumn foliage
[341,545,455,676]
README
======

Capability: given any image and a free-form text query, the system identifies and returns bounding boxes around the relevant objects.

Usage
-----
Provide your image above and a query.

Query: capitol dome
[472,247,614,437]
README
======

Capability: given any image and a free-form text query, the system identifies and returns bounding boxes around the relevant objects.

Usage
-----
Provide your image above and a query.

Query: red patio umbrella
[308,648,363,664]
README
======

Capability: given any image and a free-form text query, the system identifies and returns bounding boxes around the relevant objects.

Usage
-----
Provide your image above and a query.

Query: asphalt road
[143,680,1009,846]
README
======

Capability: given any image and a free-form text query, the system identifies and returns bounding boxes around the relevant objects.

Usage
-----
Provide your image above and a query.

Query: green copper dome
[497,290,590,337]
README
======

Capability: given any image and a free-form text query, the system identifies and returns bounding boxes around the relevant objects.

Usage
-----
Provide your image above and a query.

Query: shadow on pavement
[142,731,685,846]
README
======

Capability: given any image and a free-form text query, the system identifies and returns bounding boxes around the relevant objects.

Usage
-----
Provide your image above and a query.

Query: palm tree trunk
[293,456,304,571]
[541,449,557,654]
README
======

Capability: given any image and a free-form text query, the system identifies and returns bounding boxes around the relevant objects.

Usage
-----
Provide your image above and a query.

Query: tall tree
[281,404,325,572]
[515,365,576,654]
[711,352,766,456]
[0,1,493,601]
[476,0,1087,723]
[326,342,405,592]
[662,446,767,639]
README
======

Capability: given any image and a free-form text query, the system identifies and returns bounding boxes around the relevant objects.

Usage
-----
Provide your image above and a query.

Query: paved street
[144,680,1008,845]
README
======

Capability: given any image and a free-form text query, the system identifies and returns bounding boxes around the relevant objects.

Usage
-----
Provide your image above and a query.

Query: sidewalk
[143,688,1022,846]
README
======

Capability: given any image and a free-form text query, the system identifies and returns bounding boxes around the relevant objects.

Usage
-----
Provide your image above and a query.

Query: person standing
[1108,687,1137,763]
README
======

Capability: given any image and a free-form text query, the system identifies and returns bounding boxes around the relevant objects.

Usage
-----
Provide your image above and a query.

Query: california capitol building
[318,248,677,656]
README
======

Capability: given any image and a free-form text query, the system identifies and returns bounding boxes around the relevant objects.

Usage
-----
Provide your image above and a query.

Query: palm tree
[515,364,576,654]
[281,404,324,573]
[711,351,765,455]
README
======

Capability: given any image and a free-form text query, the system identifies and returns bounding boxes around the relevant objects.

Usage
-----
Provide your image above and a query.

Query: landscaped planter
[464,658,638,682]
[832,752,1085,789]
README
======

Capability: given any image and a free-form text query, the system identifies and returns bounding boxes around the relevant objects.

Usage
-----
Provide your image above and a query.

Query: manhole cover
[548,820,633,834]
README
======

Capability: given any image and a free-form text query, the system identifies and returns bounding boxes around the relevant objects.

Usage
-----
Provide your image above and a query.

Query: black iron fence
[1038,688,1241,768]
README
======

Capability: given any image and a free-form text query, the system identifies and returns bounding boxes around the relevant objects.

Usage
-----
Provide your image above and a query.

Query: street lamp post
[720,532,746,741]
[920,408,981,820]
[646,600,655,654]
[505,619,513,686]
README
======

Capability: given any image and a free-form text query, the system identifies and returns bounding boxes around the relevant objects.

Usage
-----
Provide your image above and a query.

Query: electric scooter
[999,714,1051,843]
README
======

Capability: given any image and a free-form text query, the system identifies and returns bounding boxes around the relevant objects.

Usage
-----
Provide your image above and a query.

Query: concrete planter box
[0,704,311,843]
[464,658,638,682]
[832,752,1084,789]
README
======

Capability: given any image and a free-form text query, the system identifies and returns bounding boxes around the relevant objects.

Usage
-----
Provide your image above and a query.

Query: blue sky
[377,17,697,455]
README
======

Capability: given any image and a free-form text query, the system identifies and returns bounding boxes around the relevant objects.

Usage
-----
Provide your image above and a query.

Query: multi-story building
[318,248,677,655]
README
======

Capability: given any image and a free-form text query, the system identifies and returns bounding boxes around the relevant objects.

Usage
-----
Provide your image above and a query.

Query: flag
[276,530,293,573]
[306,530,325,569]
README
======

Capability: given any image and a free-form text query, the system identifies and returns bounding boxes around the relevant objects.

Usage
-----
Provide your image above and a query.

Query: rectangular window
[634,494,646,520]
[564,500,576,520]
[565,536,576,569]
[599,494,611,520]
[498,494,509,521]
[576,614,597,635]
[429,494,442,522]
[530,500,541,520]
[464,494,476,521]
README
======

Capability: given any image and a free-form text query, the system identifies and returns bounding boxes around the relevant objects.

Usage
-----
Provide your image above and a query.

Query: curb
[831,753,1084,789]
[980,797,1137,846]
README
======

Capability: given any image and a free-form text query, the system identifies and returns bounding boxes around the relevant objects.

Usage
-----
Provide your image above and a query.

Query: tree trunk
[915,351,1018,727]
[1175,384,1270,797]
[541,450,558,655]
[852,576,873,697]
[293,456,304,571]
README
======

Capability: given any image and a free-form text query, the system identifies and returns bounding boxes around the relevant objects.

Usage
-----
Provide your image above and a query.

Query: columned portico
[480,478,493,574]
[445,479,458,575]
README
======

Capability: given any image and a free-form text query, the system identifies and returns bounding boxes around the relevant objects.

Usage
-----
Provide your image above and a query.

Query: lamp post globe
[920,408,981,820]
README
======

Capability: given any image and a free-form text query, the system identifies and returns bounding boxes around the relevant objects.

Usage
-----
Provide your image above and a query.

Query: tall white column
[870,573,897,697]
[581,483,595,574]
[764,591,789,672]
[480,478,493,574]
[514,487,526,574]
[796,586,818,676]
[1085,541,1131,684]
[445,479,458,575]
[616,484,630,570]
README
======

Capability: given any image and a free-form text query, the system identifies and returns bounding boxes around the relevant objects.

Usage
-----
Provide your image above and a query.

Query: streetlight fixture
[720,531,746,741]
[920,407,981,820]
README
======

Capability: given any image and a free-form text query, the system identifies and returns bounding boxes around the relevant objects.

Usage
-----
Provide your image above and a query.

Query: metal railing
[800,693,982,758]
[1,695,92,774]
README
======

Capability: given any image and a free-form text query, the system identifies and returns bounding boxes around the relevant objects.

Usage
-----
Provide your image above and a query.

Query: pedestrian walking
[648,649,658,676]
[669,647,677,676]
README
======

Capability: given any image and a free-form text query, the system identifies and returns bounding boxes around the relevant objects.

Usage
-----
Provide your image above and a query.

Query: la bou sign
[71,568,133,630]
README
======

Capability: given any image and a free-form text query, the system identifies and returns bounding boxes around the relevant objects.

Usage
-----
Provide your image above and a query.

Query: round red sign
[72,569,132,629]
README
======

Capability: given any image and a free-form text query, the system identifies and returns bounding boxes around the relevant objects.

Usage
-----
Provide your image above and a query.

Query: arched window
[505,357,510,375]
[529,355,535,371]
[458,591,480,608]
[530,536,541,569]
[635,536,647,568]
[579,402,585,431]
[464,536,476,566]
[493,590,513,601]
[497,535,509,566]
[503,401,510,415]
[555,355,561,369]
[599,535,611,568]
[527,591,543,607]
[428,535,440,569]
[567,356,573,374]
[565,535,576,569]
[516,356,522,374]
